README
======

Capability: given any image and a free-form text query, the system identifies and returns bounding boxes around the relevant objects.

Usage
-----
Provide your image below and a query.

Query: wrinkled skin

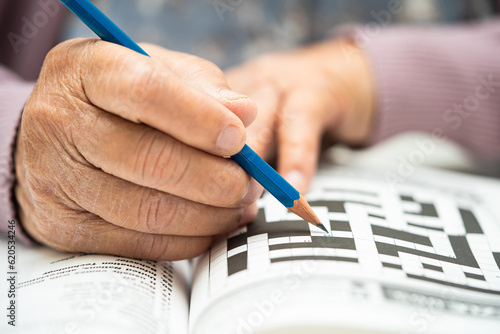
[15,38,374,261]
[15,39,263,260]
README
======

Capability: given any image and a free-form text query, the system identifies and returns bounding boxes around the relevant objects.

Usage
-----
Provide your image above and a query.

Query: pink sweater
[1,3,500,242]
[362,20,500,159]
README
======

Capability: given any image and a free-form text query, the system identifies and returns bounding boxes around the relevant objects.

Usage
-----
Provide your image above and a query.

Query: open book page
[1,239,190,334]
[189,167,500,334]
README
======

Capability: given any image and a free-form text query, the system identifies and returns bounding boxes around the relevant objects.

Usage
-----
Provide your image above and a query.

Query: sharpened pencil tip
[317,223,329,233]
[288,195,328,232]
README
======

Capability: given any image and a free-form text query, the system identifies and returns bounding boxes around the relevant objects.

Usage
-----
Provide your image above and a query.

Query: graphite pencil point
[317,223,329,233]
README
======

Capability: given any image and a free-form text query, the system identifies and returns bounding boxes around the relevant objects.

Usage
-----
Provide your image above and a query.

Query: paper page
[189,167,500,334]
[0,239,190,334]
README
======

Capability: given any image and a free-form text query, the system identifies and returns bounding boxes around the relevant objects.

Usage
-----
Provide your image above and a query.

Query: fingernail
[217,125,243,153]
[239,203,259,226]
[219,89,248,101]
[242,179,264,205]
[285,170,305,191]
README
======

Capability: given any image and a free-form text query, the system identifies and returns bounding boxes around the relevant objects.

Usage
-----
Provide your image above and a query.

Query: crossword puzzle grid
[210,185,500,296]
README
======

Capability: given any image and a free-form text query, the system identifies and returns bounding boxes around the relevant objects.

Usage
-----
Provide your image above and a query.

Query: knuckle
[134,132,189,190]
[137,189,162,233]
[42,38,94,86]
[136,189,179,234]
[134,131,165,184]
[157,142,191,189]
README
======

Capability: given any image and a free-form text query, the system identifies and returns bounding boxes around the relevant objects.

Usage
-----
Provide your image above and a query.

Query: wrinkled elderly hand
[226,40,375,193]
[15,38,262,260]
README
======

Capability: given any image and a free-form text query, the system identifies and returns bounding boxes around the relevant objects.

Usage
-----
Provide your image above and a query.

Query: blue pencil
[59,0,327,233]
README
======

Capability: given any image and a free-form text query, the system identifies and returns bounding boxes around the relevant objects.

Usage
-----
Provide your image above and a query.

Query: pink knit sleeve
[359,19,500,161]
[0,66,35,244]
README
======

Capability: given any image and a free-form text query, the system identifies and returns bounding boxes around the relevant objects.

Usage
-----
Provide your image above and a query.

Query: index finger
[69,39,246,156]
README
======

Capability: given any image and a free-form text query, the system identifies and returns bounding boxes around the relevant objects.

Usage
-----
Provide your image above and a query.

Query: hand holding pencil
[15,39,264,260]
[58,0,327,232]
[15,0,330,261]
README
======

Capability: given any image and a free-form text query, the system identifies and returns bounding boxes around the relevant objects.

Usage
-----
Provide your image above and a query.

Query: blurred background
[61,0,500,175]
[64,0,499,70]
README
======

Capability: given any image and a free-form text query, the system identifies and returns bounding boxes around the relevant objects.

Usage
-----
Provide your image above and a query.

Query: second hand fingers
[277,88,328,193]
[241,84,282,159]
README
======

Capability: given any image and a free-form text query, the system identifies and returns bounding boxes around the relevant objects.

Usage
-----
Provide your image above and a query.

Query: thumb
[143,44,257,127]
[212,87,258,128]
